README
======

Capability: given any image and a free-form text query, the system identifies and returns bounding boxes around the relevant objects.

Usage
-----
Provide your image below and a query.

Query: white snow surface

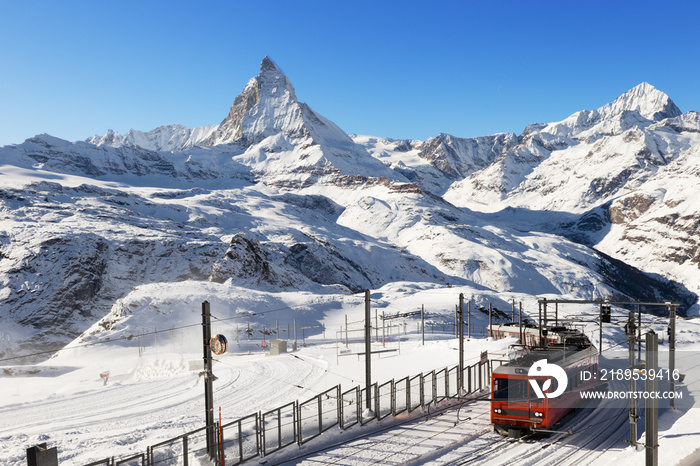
[2,284,700,465]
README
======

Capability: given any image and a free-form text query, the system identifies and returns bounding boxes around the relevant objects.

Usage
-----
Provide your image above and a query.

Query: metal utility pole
[538,301,542,345]
[201,301,217,461]
[542,298,548,348]
[421,304,425,345]
[375,309,379,342]
[294,319,297,350]
[628,311,638,448]
[638,302,642,359]
[669,304,676,409]
[364,290,372,411]
[511,299,515,322]
[458,293,464,392]
[599,304,603,354]
[519,302,523,344]
[645,331,659,466]
[345,314,349,347]
[488,303,492,337]
[555,302,558,326]
[455,305,458,337]
[382,311,386,346]
[467,299,471,339]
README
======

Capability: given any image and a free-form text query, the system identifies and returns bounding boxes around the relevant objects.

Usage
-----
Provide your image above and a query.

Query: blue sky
[1,1,698,146]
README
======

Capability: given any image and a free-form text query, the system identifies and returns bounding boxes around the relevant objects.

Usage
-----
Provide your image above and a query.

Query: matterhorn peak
[260,55,283,74]
[606,82,682,121]
[203,56,301,145]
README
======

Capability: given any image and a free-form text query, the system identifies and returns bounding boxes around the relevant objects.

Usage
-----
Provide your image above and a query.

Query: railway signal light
[600,304,611,323]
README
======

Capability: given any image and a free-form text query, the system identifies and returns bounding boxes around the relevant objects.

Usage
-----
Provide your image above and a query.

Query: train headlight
[534,412,543,417]
[493,408,502,414]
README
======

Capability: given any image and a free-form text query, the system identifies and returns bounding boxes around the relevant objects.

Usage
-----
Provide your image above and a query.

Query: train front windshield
[493,377,528,401]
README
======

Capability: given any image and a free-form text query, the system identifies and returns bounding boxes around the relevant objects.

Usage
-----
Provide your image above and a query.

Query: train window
[493,378,507,399]
[493,378,527,400]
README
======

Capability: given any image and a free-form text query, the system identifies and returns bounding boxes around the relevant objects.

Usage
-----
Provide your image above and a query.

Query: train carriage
[490,325,601,437]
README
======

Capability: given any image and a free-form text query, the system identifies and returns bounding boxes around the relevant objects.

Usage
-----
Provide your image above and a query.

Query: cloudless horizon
[1,1,699,147]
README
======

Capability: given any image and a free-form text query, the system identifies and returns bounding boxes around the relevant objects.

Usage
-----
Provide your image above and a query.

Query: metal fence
[86,360,490,466]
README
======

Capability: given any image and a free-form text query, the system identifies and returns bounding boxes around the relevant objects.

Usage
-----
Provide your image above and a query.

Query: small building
[270,339,287,355]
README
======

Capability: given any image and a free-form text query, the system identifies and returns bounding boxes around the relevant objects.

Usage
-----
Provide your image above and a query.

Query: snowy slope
[2,60,698,365]
[2,282,700,466]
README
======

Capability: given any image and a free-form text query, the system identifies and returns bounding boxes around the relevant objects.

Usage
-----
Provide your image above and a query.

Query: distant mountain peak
[203,56,300,145]
[260,55,283,74]
[607,82,682,121]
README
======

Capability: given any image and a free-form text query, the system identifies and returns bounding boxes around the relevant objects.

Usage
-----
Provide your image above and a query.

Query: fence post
[256,413,262,458]
[374,383,379,419]
[293,401,299,444]
[317,395,323,438]
[478,362,483,390]
[336,385,342,431]
[278,407,283,451]
[420,373,425,407]
[468,364,472,393]
[296,402,302,446]
[446,367,451,397]
[406,377,411,413]
[182,435,188,466]
[238,418,245,461]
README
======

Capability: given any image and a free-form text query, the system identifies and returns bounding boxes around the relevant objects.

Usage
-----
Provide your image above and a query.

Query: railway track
[432,379,632,466]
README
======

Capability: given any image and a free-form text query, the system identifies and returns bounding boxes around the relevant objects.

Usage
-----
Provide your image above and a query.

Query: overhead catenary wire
[1,297,343,363]
[0,322,203,363]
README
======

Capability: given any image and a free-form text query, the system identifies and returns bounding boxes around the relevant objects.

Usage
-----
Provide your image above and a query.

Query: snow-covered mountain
[86,124,218,152]
[354,83,700,302]
[87,56,401,189]
[1,59,698,365]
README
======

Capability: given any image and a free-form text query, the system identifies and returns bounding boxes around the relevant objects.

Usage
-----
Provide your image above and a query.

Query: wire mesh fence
[149,432,186,466]
[436,368,447,400]
[394,376,409,415]
[360,382,378,425]
[85,460,111,466]
[86,360,490,466]
[340,385,360,429]
[447,365,459,397]
[376,379,394,420]
[261,401,296,455]
[114,454,146,466]
[221,412,259,465]
[409,373,423,412]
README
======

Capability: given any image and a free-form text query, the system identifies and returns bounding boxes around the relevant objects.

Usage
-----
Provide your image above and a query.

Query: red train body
[489,324,599,437]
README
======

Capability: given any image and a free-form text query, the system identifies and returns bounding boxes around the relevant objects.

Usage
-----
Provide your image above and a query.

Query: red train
[489,324,600,437]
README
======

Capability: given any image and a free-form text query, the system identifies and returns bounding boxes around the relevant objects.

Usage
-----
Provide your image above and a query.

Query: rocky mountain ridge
[1,58,698,364]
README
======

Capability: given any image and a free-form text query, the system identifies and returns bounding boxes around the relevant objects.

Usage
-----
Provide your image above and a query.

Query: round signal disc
[210,334,228,355]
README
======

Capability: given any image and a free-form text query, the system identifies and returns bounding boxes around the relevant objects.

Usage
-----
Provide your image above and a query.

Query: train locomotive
[489,323,601,437]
